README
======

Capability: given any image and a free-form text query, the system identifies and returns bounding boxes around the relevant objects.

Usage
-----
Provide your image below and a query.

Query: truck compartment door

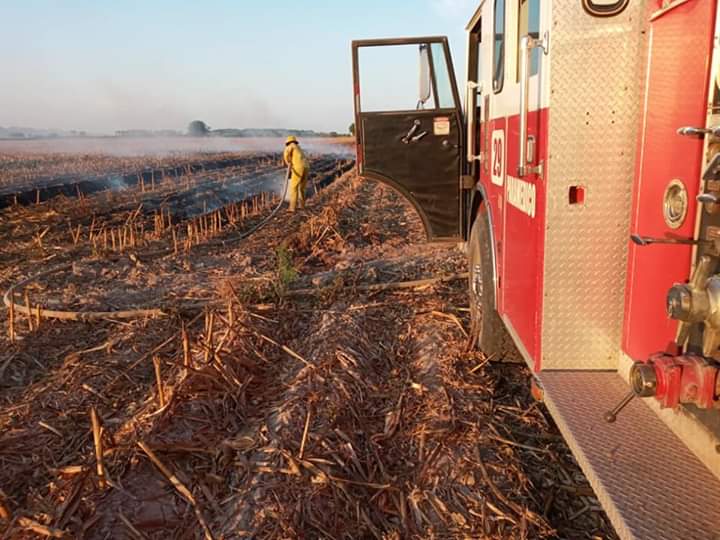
[623,0,716,359]
[352,38,464,241]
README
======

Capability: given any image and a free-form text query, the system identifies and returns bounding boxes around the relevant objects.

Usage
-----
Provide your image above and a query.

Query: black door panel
[362,112,460,239]
[352,37,463,241]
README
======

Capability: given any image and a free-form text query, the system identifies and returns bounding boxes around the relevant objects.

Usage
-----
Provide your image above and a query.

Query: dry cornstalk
[8,297,15,342]
[23,289,33,332]
[69,223,82,245]
[182,324,191,369]
[38,420,62,437]
[204,311,214,363]
[17,516,67,538]
[257,333,312,368]
[118,511,148,540]
[55,465,87,476]
[299,406,312,460]
[35,226,50,249]
[288,273,470,297]
[126,203,143,225]
[90,407,106,489]
[137,441,196,505]
[153,355,166,408]
[35,303,41,329]
[137,441,214,540]
[0,498,9,520]
[476,450,549,531]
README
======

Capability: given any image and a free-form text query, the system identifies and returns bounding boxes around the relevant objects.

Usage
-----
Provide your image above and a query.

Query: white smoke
[0,136,354,158]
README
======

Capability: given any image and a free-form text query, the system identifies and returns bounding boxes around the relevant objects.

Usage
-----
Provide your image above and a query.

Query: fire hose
[233,163,291,241]
[2,165,293,322]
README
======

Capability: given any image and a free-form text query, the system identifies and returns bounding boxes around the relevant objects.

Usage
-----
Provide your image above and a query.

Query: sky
[0,0,477,134]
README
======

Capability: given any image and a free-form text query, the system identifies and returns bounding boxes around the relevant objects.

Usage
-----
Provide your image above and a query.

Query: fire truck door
[496,0,548,362]
[352,38,464,241]
[623,0,717,360]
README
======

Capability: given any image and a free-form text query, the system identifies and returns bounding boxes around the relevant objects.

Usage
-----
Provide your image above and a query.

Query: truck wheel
[467,204,519,362]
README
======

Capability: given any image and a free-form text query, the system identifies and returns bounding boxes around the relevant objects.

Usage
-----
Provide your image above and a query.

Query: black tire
[467,204,520,362]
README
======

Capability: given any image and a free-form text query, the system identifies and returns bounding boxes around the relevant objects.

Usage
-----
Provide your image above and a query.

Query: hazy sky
[1,0,475,134]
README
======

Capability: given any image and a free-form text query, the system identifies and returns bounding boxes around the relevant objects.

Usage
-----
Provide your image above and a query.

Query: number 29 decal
[491,129,505,186]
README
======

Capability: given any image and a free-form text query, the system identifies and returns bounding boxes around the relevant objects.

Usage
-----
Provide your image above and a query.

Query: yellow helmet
[285,135,298,145]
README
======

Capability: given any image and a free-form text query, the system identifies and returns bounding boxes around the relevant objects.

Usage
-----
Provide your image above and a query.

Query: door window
[493,0,505,93]
[431,42,457,109]
[517,0,540,81]
[358,44,434,112]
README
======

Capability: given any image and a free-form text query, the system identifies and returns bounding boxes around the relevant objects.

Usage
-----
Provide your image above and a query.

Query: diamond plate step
[540,371,720,540]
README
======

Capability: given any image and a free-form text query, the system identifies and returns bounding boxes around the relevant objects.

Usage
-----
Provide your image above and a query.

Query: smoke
[106,175,130,191]
[0,136,354,158]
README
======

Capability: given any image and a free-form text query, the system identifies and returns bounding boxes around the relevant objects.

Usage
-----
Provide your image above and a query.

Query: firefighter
[283,136,310,212]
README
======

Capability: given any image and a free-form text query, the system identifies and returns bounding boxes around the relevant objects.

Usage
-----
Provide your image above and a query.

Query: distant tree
[187,120,210,137]
[348,123,355,136]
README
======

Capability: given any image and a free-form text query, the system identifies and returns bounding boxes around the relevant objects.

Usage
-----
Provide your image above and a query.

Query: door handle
[466,81,481,162]
[410,131,428,142]
[630,234,705,246]
[698,192,720,204]
[517,31,549,177]
[678,126,720,138]
[402,120,421,144]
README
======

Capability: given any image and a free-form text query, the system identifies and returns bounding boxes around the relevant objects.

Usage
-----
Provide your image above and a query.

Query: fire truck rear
[352,1,720,538]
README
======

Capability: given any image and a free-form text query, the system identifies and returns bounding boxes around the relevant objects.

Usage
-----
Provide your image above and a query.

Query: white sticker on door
[491,129,505,186]
[506,175,536,218]
[433,116,450,136]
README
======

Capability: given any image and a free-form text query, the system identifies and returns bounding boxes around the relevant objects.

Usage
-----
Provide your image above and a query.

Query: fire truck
[352,0,720,538]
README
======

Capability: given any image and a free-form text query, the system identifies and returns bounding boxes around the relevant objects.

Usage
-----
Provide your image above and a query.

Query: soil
[0,155,617,539]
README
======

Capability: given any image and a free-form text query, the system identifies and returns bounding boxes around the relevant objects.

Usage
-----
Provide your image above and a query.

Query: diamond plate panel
[541,2,647,369]
[541,370,720,540]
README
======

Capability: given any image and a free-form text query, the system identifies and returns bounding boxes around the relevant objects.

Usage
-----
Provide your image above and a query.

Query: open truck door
[352,38,464,241]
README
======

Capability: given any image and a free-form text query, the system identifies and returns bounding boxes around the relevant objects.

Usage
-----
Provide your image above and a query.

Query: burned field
[0,150,615,539]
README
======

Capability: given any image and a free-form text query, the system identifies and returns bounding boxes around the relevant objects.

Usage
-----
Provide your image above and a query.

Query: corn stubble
[0,149,615,539]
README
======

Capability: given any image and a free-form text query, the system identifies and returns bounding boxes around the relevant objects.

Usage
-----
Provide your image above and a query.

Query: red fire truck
[353,1,720,538]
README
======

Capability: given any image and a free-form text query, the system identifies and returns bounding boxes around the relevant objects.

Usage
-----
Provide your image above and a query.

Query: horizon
[0,125,350,137]
[1,0,475,134]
